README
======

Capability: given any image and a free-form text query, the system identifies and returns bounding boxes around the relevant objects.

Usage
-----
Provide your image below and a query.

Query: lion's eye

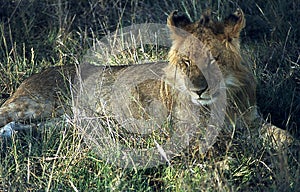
[182,58,191,67]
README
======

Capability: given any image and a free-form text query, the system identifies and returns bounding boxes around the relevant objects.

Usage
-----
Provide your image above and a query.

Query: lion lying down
[0,9,293,151]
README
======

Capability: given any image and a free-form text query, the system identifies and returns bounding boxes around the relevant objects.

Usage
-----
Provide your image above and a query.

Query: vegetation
[0,0,299,191]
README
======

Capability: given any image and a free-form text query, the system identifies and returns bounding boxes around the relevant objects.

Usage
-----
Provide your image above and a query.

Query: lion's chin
[198,98,216,105]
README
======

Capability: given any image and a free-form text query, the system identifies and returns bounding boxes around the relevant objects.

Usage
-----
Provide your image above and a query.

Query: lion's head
[166,9,256,116]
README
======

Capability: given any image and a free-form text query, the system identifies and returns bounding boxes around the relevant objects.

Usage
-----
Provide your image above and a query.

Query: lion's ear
[224,8,245,38]
[167,11,191,37]
[199,9,211,25]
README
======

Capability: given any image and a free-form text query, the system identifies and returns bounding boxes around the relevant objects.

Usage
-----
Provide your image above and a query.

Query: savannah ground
[0,0,299,191]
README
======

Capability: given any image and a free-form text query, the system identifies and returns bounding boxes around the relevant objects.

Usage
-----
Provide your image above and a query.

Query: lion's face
[167,9,256,109]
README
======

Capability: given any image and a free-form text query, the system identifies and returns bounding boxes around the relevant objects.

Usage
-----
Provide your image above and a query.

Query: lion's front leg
[260,122,294,150]
[236,106,294,150]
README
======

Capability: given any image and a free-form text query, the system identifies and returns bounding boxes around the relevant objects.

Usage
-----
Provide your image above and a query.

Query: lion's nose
[191,75,208,96]
[195,84,208,96]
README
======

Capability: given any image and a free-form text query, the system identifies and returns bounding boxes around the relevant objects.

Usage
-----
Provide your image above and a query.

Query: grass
[0,0,299,191]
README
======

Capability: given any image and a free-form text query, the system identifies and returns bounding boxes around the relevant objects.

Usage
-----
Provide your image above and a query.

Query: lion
[0,9,292,152]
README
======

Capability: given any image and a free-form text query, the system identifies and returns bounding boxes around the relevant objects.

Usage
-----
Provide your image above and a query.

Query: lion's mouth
[190,89,220,105]
[199,94,218,105]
